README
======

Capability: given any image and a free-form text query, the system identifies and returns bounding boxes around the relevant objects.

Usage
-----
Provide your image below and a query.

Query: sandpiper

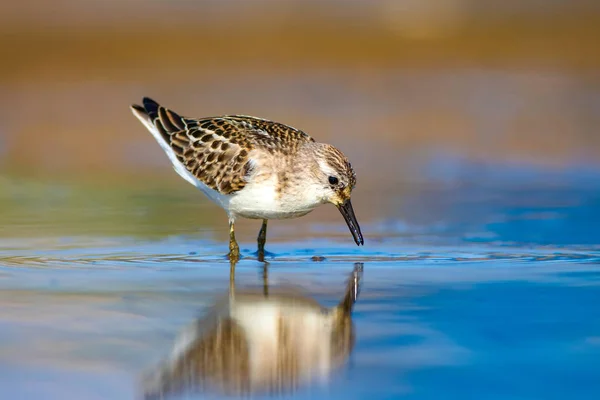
[130,97,363,261]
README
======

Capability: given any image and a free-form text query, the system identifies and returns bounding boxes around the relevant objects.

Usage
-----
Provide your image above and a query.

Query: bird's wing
[131,97,314,195]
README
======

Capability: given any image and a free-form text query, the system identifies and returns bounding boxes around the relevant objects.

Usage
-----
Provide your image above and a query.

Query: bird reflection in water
[141,263,363,399]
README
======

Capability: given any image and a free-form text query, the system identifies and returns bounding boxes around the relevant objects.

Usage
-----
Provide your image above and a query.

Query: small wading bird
[131,97,363,261]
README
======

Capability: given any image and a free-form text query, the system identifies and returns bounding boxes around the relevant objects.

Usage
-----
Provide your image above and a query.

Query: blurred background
[2,3,600,399]
[1,0,599,245]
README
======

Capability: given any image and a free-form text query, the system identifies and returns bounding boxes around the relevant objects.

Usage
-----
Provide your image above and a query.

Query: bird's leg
[228,219,240,262]
[257,219,268,262]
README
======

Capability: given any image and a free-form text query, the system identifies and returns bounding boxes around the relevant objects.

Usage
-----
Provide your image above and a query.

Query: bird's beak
[337,199,364,246]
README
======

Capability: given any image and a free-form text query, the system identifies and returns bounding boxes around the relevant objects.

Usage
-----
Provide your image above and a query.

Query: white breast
[227,176,317,220]
[227,150,325,220]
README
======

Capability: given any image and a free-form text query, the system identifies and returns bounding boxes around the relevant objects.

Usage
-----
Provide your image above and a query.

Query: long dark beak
[337,199,364,246]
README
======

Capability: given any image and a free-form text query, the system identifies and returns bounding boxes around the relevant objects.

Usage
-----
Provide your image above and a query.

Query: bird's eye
[328,176,339,185]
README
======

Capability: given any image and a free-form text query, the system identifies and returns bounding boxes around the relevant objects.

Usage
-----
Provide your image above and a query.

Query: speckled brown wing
[132,97,314,195]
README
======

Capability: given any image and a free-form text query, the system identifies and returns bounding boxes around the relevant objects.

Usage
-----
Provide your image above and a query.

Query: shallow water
[1,172,600,399]
[1,246,600,399]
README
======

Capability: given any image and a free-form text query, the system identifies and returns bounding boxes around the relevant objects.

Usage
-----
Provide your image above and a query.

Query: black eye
[328,176,339,185]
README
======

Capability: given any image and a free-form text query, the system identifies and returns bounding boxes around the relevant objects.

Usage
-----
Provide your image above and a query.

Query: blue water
[0,242,599,399]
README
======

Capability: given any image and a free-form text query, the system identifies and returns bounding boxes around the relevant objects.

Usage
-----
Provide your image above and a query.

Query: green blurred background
[1,0,599,242]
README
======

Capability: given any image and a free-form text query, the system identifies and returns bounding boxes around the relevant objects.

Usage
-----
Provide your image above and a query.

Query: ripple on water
[0,236,599,399]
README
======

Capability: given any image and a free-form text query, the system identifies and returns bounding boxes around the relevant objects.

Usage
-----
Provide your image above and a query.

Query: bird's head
[308,143,363,246]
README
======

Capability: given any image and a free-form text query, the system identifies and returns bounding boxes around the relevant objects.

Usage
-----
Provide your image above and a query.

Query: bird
[130,97,363,261]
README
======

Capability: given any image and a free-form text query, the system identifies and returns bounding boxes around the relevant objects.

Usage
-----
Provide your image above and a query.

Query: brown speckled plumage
[132,97,315,195]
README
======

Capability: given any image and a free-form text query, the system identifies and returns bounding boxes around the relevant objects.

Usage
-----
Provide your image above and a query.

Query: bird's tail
[130,97,187,144]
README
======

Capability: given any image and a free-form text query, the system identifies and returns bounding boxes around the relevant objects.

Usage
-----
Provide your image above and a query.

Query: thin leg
[228,219,240,262]
[257,219,268,262]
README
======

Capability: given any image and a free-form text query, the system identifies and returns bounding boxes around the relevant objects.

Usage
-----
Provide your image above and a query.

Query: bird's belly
[228,182,317,220]
[238,208,313,220]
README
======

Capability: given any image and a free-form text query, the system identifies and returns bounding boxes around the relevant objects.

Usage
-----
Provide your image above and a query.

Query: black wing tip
[141,97,160,117]
[142,96,159,107]
[131,104,145,113]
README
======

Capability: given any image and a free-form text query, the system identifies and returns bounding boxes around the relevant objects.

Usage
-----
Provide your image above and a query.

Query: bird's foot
[228,243,240,263]
[227,250,240,262]
[255,249,276,262]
